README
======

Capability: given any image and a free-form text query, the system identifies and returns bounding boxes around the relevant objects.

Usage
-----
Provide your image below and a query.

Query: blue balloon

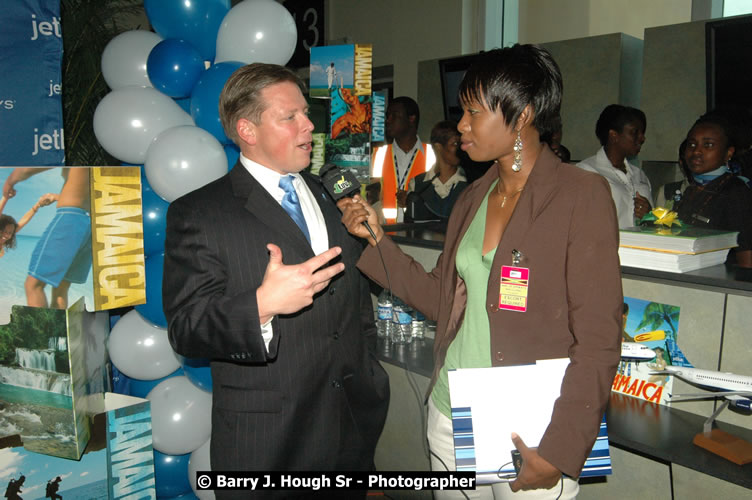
[174,97,191,114]
[144,0,230,63]
[129,367,184,399]
[135,252,167,327]
[190,61,243,144]
[180,357,212,393]
[147,39,205,98]
[154,449,193,498]
[224,143,239,170]
[140,168,170,257]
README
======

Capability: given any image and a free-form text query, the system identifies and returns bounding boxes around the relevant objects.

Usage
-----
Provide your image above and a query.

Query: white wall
[327,0,469,99]
[519,0,692,43]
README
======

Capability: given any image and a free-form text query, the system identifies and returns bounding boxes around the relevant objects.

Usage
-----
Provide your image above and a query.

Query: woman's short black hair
[0,214,17,249]
[458,44,563,137]
[595,104,647,146]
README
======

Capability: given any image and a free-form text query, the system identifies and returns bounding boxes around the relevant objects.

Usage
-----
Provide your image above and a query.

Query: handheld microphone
[320,163,378,241]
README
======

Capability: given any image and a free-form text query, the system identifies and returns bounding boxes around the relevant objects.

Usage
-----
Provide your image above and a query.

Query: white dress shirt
[577,147,653,228]
[240,154,330,348]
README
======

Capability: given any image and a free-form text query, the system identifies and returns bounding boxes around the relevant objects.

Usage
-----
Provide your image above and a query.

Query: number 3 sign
[283,0,325,69]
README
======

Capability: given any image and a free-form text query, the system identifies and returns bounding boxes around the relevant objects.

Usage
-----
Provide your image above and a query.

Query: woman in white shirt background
[577,104,653,227]
[405,120,468,221]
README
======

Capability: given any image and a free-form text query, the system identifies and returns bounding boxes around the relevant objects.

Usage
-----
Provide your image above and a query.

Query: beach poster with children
[0,167,94,324]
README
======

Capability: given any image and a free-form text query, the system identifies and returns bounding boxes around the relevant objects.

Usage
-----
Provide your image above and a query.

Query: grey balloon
[101,30,162,90]
[93,86,194,164]
[144,125,228,202]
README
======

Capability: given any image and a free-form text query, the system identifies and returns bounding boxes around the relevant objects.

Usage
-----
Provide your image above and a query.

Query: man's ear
[607,128,619,143]
[237,118,256,146]
[515,104,535,132]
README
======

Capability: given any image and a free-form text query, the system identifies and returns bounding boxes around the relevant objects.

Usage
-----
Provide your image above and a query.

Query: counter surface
[377,337,752,489]
[384,223,752,295]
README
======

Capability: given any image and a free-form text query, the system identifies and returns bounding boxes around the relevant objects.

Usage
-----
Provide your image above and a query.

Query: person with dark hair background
[577,104,652,227]
[339,44,622,499]
[655,139,691,210]
[405,120,468,221]
[674,112,752,267]
[539,116,571,163]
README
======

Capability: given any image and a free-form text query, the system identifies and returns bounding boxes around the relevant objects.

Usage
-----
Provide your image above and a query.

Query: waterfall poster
[0,300,108,460]
[0,393,155,499]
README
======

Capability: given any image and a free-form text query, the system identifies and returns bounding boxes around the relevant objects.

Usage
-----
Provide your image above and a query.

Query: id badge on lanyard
[498,249,529,312]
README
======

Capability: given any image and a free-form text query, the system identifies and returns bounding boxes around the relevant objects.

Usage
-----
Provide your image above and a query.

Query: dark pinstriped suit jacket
[163,163,389,496]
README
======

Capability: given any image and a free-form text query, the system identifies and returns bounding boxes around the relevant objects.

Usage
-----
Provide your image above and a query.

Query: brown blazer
[358,147,622,478]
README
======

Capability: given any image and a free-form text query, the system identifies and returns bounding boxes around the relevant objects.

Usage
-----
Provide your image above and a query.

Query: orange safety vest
[372,142,432,223]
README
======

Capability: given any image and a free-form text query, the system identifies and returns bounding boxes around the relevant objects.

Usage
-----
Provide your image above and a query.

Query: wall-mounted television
[706,15,752,113]
[438,53,481,122]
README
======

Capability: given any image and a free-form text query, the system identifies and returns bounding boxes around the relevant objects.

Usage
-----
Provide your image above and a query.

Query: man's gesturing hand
[256,244,345,324]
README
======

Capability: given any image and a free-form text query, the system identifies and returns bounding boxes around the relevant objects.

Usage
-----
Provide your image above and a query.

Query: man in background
[371,96,434,223]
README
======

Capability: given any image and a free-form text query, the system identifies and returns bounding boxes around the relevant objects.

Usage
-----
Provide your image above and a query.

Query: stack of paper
[618,247,730,272]
[618,225,738,272]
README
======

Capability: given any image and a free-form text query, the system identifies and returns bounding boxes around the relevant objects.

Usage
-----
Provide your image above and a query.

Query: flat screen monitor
[438,53,481,122]
[706,15,752,113]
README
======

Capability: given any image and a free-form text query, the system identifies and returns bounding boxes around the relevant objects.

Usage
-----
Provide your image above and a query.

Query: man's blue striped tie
[279,175,311,244]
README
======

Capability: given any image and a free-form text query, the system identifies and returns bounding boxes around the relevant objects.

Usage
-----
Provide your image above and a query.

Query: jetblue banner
[0,0,64,165]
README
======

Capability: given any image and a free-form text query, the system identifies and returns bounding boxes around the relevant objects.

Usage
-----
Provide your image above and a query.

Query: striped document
[448,359,612,484]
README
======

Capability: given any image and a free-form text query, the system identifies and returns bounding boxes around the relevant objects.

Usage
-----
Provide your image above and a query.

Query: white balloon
[215,0,297,65]
[107,310,181,380]
[147,376,213,455]
[93,86,193,164]
[144,125,228,202]
[101,30,163,89]
[188,438,216,499]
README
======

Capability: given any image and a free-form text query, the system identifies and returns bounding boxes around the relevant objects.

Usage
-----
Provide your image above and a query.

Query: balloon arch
[96,1,298,497]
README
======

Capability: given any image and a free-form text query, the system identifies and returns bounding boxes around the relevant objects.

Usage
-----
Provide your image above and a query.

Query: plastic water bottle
[411,310,426,339]
[376,289,393,338]
[391,299,413,344]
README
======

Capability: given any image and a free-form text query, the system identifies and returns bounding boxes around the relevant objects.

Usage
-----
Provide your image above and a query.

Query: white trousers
[426,398,580,500]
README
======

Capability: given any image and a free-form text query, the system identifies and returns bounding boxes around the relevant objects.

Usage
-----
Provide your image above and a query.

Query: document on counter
[448,358,611,484]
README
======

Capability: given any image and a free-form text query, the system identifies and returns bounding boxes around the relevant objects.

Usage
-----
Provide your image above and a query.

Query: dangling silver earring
[513,130,523,172]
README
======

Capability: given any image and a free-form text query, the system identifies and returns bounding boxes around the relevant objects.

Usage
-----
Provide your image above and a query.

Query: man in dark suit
[163,63,389,498]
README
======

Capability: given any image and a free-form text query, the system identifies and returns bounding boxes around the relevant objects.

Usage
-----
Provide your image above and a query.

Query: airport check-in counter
[372,223,752,499]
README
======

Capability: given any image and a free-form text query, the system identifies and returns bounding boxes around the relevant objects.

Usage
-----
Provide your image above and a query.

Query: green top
[431,182,497,417]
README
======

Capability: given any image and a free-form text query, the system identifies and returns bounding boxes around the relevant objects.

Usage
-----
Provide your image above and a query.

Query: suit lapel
[229,163,314,258]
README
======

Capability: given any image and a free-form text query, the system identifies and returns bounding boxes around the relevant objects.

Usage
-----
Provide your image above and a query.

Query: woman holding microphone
[339,44,622,499]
